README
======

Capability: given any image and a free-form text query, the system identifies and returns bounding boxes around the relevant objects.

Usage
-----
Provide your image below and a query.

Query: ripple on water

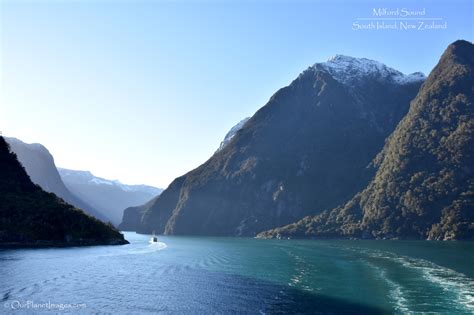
[2,291,10,302]
[1,237,471,314]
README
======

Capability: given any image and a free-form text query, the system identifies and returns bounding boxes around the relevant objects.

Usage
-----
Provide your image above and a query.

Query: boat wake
[393,254,474,312]
[282,248,316,293]
[148,242,167,250]
[343,246,474,312]
[127,242,167,255]
[363,260,410,313]
[98,242,167,258]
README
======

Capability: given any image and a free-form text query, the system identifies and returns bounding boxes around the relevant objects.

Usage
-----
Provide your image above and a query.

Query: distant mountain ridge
[58,168,162,225]
[0,136,127,247]
[58,168,161,195]
[258,40,474,240]
[120,52,424,236]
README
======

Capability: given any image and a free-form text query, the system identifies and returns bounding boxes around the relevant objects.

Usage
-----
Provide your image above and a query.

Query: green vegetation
[259,40,474,241]
[0,137,128,247]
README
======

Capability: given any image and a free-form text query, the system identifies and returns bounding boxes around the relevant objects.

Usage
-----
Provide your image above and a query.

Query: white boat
[149,231,158,244]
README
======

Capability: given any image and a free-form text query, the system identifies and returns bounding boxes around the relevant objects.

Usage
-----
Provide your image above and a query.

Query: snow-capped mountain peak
[57,168,162,194]
[312,54,425,85]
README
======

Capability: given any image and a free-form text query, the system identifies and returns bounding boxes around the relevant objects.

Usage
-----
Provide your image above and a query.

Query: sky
[0,0,472,188]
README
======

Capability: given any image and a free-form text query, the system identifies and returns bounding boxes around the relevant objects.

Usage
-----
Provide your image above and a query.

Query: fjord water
[1,233,473,314]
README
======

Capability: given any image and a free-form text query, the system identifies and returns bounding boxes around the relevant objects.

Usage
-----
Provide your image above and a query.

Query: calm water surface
[1,232,473,314]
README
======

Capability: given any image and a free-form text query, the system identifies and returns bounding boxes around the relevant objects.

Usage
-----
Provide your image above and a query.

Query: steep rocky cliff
[258,40,473,241]
[121,55,424,236]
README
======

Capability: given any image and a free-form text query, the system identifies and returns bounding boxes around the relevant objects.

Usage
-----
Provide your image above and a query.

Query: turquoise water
[1,232,473,314]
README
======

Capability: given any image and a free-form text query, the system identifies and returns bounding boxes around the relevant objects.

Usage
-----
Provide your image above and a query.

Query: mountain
[258,40,474,241]
[58,168,162,226]
[5,137,108,222]
[120,54,425,236]
[0,136,128,247]
[119,118,250,231]
[217,117,250,151]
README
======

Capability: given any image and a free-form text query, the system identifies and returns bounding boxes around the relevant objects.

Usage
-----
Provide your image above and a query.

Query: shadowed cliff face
[259,40,474,241]
[5,137,109,223]
[0,136,128,247]
[6,138,162,226]
[122,56,424,236]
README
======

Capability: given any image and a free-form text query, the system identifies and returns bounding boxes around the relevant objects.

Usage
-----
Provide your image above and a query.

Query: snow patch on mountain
[57,168,161,194]
[90,177,114,186]
[217,117,250,151]
[313,55,425,86]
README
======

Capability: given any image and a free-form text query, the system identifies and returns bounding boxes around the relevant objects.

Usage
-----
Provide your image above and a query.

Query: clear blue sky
[1,0,472,188]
